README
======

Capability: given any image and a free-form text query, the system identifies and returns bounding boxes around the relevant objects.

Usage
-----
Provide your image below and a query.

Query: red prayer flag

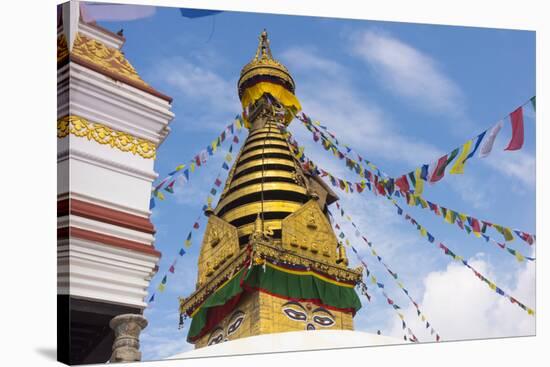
[471,218,481,233]
[193,222,200,229]
[430,156,448,183]
[395,175,410,193]
[505,107,524,151]
[169,265,175,273]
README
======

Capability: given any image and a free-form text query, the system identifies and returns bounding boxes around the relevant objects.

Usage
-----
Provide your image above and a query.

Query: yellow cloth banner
[240,82,302,124]
[450,140,473,174]
[414,167,424,196]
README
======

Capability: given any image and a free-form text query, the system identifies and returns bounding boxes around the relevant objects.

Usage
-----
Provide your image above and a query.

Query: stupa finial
[254,29,273,61]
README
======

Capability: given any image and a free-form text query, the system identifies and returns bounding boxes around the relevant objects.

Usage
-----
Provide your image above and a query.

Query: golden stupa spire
[179,31,362,349]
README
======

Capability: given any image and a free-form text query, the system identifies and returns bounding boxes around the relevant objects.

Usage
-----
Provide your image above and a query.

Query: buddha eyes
[227,312,245,336]
[207,311,246,345]
[312,315,335,327]
[207,328,224,346]
[282,302,336,328]
[283,307,308,321]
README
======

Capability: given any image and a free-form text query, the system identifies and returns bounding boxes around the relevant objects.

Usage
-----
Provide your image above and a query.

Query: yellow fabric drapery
[240,82,302,126]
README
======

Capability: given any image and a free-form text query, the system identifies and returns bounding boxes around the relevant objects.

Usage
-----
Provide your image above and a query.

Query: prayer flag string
[329,208,441,342]
[150,115,244,208]
[387,198,535,316]
[333,218,420,343]
[277,126,535,316]
[293,117,535,247]
[147,143,238,304]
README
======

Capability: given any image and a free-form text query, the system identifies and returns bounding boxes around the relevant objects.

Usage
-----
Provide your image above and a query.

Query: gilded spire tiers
[179,30,362,349]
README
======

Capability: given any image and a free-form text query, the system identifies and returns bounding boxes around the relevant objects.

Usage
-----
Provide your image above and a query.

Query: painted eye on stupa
[227,311,245,336]
[312,315,335,327]
[282,301,308,322]
[207,327,224,346]
[312,307,335,327]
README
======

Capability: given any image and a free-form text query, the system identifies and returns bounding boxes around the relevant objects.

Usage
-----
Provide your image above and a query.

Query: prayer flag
[530,96,536,111]
[149,197,156,210]
[395,175,410,193]
[183,169,190,181]
[193,222,200,229]
[222,162,229,170]
[233,135,239,144]
[414,167,424,195]
[430,155,448,182]
[464,131,486,163]
[449,140,472,174]
[215,178,222,187]
[179,248,186,256]
[149,294,155,303]
[479,121,503,158]
[420,164,429,181]
[169,264,175,273]
[158,283,166,292]
[505,107,525,151]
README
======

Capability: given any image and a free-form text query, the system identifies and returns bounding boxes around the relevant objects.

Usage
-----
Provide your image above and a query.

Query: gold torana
[180,30,363,349]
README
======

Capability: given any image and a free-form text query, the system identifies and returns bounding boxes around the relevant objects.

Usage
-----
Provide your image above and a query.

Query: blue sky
[93,4,535,361]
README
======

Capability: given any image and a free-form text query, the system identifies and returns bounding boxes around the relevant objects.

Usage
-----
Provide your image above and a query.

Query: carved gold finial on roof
[254,29,274,61]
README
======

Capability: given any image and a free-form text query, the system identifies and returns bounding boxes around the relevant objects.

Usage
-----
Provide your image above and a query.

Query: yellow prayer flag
[527,308,535,316]
[212,139,218,152]
[458,213,467,223]
[444,210,454,224]
[488,282,497,291]
[414,167,424,196]
[419,198,428,208]
[515,251,525,262]
[449,140,473,174]
[207,196,213,204]
[175,164,185,171]
[398,313,404,320]
[156,191,165,200]
[184,240,191,248]
[190,162,196,172]
[420,227,427,237]
[371,275,377,284]
[158,283,166,292]
[421,315,426,321]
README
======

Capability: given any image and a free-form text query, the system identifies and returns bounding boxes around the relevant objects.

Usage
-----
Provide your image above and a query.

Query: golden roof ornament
[238,29,296,100]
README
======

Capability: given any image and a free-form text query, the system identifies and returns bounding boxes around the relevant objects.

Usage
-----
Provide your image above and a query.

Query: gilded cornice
[58,33,148,88]
[57,115,157,159]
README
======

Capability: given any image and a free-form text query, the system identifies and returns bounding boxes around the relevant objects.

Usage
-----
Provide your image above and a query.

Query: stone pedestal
[109,314,148,363]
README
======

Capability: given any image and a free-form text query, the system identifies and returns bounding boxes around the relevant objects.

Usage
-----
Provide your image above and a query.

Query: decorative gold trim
[234,158,295,176]
[246,132,287,142]
[238,147,291,162]
[243,139,289,153]
[179,247,250,315]
[216,182,307,213]
[221,201,303,223]
[229,170,297,189]
[253,242,363,283]
[57,115,157,159]
[237,220,283,238]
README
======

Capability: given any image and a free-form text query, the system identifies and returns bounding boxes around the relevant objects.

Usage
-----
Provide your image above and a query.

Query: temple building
[179,31,364,348]
[57,2,174,364]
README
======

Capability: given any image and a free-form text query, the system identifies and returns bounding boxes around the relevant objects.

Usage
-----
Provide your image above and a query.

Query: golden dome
[238,30,295,100]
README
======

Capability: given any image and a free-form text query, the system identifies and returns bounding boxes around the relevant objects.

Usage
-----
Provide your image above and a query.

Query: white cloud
[282,47,442,169]
[350,30,464,116]
[148,55,241,131]
[484,150,536,187]
[387,253,535,341]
